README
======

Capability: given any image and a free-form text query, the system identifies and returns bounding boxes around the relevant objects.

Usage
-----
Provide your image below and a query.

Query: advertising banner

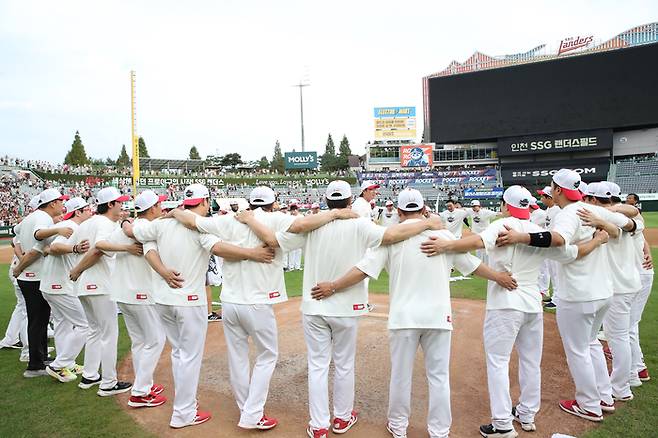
[463,187,504,199]
[358,169,497,187]
[374,106,416,141]
[400,144,433,167]
[284,151,318,170]
[501,158,610,183]
[497,129,613,157]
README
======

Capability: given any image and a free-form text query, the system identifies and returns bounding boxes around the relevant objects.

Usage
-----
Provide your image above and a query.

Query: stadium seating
[614,157,658,193]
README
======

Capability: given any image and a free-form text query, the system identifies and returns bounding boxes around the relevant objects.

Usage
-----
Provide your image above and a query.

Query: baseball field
[0,219,656,438]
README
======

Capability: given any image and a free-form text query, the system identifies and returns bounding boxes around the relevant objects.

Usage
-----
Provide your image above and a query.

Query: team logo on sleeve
[353,304,366,311]
[269,291,281,299]
[25,272,35,278]
[86,284,97,290]
[136,293,148,300]
[187,295,199,301]
[51,284,62,290]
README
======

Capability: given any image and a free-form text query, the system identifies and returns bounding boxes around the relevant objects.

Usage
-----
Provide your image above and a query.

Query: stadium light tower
[293,79,310,151]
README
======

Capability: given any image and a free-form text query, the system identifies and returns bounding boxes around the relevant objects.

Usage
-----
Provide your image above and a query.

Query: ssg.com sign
[284,152,318,170]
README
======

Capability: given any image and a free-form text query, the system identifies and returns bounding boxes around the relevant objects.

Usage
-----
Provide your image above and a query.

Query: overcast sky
[1,0,656,163]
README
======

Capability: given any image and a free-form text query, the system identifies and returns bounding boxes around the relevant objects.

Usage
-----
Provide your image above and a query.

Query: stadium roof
[139,158,206,172]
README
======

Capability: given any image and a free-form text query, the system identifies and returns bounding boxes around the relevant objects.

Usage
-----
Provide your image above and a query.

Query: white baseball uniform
[438,209,469,238]
[530,209,550,293]
[108,218,165,397]
[133,217,219,428]
[479,217,578,431]
[551,201,630,415]
[603,214,644,399]
[351,196,373,219]
[630,224,653,377]
[379,209,400,227]
[357,224,482,438]
[544,205,562,298]
[1,237,29,357]
[277,218,386,430]
[73,214,120,389]
[468,208,499,262]
[39,220,89,371]
[195,209,295,427]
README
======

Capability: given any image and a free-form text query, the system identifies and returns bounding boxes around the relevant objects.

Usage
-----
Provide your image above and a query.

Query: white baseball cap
[529,196,539,210]
[604,181,622,198]
[470,200,481,206]
[552,169,583,201]
[62,197,89,220]
[249,186,276,206]
[28,195,41,210]
[397,188,425,212]
[385,200,394,206]
[289,198,299,207]
[181,184,209,206]
[586,182,610,199]
[311,202,320,209]
[96,187,130,205]
[578,181,590,196]
[326,180,352,201]
[537,186,552,198]
[279,203,288,209]
[503,185,532,219]
[38,188,69,206]
[135,190,168,212]
[359,180,380,194]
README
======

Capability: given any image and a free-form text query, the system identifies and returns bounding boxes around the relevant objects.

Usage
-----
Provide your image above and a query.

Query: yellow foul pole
[130,71,139,211]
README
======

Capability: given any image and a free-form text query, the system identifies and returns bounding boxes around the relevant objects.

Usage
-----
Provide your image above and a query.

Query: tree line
[62,131,353,172]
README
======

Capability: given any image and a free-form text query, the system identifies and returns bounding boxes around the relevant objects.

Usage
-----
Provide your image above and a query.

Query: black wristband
[628,218,637,233]
[120,219,131,229]
[529,231,552,247]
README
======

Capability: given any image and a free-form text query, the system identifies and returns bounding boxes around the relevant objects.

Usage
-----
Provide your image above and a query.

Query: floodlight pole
[130,71,139,213]
[294,81,309,151]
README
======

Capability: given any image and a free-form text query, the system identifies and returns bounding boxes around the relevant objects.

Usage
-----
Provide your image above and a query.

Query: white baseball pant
[118,303,166,397]
[603,293,637,398]
[289,249,302,270]
[547,260,560,298]
[222,302,278,426]
[555,297,612,415]
[43,293,89,369]
[387,328,452,438]
[484,310,542,430]
[79,295,119,388]
[1,280,28,356]
[630,273,653,374]
[303,314,358,430]
[282,252,289,270]
[537,260,550,294]
[156,304,207,428]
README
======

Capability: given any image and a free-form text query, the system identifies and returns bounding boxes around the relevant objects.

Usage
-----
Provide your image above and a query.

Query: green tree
[257,156,270,169]
[221,153,243,167]
[117,145,131,167]
[138,137,149,158]
[320,133,337,172]
[271,140,285,173]
[105,157,116,166]
[336,134,352,170]
[189,146,201,160]
[63,131,90,165]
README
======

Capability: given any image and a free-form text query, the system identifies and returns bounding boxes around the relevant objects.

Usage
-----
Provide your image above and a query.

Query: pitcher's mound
[118,295,599,438]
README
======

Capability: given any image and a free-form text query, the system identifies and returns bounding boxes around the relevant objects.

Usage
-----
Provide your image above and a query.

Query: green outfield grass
[641,211,658,229]
[3,250,658,437]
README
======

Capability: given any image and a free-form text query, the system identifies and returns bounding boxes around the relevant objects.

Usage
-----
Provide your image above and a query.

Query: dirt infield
[0,246,13,265]
[117,295,601,438]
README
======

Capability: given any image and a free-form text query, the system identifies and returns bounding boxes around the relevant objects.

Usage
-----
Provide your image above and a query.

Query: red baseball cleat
[170,410,212,429]
[558,400,602,422]
[332,411,358,434]
[150,383,164,395]
[600,400,615,413]
[128,393,167,408]
[306,426,329,438]
[638,368,650,381]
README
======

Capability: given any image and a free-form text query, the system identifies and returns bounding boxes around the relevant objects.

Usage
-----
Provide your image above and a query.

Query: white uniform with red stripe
[73,214,120,389]
[194,209,295,427]
[108,218,165,398]
[276,217,386,431]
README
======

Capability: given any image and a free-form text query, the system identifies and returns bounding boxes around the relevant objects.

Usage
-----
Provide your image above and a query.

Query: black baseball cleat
[479,423,518,438]
[97,381,133,397]
[78,376,102,389]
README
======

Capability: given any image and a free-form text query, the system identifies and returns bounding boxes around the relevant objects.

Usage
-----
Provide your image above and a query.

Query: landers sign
[497,129,612,157]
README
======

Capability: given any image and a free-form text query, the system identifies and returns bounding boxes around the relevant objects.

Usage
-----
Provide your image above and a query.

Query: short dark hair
[446,200,454,205]
[38,200,57,210]
[595,197,611,204]
[96,201,116,215]
[249,202,274,212]
[327,198,350,209]
[399,206,424,214]
[628,193,640,203]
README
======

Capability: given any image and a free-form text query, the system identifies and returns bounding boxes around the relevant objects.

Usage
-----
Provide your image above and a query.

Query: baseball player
[312,188,518,438]
[288,201,303,270]
[436,200,469,238]
[69,187,135,396]
[39,197,92,383]
[168,185,357,430]
[379,200,400,227]
[466,200,499,262]
[537,186,560,308]
[107,190,168,408]
[124,183,275,429]
[265,180,445,438]
[0,196,41,357]
[310,203,321,214]
[422,185,609,437]
[352,180,379,219]
[626,194,653,384]
[496,169,638,422]
[12,188,72,378]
